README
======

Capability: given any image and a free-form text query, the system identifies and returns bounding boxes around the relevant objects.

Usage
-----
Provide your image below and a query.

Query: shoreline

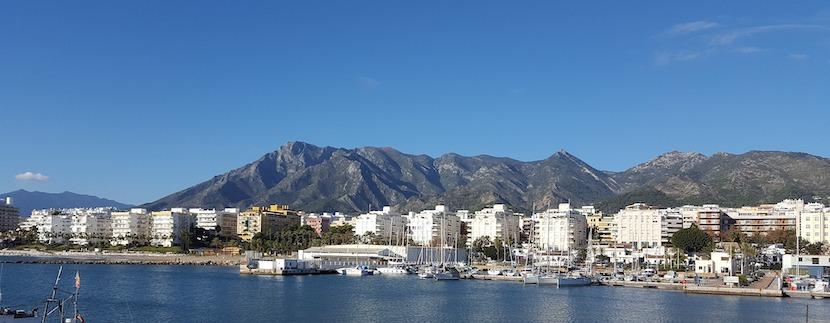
[0,249,240,267]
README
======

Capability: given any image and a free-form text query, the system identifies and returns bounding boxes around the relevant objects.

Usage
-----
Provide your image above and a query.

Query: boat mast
[73,271,80,323]
[42,266,63,323]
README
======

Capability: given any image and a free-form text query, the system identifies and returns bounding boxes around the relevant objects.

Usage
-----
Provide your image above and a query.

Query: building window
[813,258,819,265]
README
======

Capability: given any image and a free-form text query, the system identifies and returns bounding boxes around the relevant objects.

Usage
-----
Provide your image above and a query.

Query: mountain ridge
[142,142,830,213]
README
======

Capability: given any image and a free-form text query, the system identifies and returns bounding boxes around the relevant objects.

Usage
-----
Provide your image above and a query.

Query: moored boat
[434,267,461,281]
[377,266,410,275]
[555,273,592,287]
[337,266,373,276]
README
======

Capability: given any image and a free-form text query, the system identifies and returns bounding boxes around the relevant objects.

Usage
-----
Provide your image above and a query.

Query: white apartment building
[38,212,72,244]
[19,209,48,231]
[800,203,829,244]
[614,203,681,248]
[532,203,588,253]
[69,209,112,245]
[467,204,520,246]
[190,208,239,238]
[151,208,196,247]
[353,206,407,244]
[111,208,151,246]
[405,205,461,247]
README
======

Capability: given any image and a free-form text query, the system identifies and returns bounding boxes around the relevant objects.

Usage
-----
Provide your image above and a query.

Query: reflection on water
[0,261,827,323]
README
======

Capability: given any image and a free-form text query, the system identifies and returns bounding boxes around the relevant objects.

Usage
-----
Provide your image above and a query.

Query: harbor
[4,262,829,322]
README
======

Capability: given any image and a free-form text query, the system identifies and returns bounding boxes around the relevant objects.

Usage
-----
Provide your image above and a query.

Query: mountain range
[0,190,133,216]
[142,142,830,214]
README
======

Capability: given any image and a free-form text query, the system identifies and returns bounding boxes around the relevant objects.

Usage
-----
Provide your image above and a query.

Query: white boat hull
[377,267,409,274]
[538,276,558,285]
[337,268,372,276]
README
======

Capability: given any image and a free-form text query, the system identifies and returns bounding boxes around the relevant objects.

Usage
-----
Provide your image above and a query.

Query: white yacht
[377,267,410,275]
[337,266,373,276]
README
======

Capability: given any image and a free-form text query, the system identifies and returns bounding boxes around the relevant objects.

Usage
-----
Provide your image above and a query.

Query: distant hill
[143,141,830,214]
[608,151,830,208]
[0,190,133,216]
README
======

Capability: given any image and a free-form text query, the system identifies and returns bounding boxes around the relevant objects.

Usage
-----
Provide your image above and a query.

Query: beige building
[799,203,829,244]
[726,204,795,237]
[237,204,300,241]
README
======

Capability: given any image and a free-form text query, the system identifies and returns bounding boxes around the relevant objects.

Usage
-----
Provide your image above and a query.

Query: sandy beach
[0,249,241,266]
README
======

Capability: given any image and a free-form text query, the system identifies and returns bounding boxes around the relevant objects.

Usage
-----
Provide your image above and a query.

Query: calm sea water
[0,259,827,323]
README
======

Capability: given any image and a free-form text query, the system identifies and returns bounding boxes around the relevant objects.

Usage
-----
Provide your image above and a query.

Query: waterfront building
[613,203,682,248]
[467,204,520,246]
[298,244,468,267]
[585,212,615,245]
[695,205,733,239]
[151,208,196,247]
[782,254,830,277]
[726,204,795,237]
[799,203,829,244]
[532,203,588,253]
[303,213,332,236]
[38,211,72,244]
[190,208,239,238]
[353,206,407,244]
[18,209,45,231]
[69,208,112,245]
[518,216,534,243]
[237,204,300,241]
[694,251,740,276]
[405,205,461,247]
[0,197,20,232]
[111,208,151,246]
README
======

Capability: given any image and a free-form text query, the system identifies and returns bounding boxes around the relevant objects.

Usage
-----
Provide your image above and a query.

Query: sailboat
[433,212,461,281]
[554,226,593,287]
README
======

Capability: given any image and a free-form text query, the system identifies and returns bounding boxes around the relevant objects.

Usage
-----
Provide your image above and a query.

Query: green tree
[804,241,825,255]
[320,224,356,245]
[670,224,712,254]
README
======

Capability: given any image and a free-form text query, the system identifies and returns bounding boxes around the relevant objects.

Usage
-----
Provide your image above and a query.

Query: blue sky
[1,1,829,204]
